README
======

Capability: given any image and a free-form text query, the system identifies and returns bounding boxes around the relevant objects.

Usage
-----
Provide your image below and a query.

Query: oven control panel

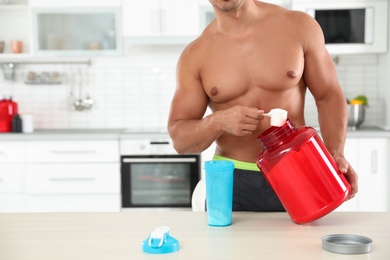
[120,139,177,155]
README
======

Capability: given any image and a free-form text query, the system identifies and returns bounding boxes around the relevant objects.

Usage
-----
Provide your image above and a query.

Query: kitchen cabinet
[0,141,27,212]
[0,0,121,58]
[31,7,121,55]
[0,139,120,213]
[336,137,389,212]
[0,0,30,56]
[198,0,290,32]
[357,138,388,211]
[25,163,120,212]
[122,0,199,38]
[29,0,121,7]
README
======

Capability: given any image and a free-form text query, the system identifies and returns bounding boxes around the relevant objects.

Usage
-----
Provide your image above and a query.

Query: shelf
[24,81,62,85]
[0,56,91,65]
[0,5,28,10]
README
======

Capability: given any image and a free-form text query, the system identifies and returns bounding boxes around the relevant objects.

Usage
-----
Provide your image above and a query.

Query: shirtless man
[168,0,358,211]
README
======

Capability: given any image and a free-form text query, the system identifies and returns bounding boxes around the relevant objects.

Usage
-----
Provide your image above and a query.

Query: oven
[120,133,200,209]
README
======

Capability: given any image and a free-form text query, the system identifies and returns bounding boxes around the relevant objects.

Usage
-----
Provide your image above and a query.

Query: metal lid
[322,234,372,254]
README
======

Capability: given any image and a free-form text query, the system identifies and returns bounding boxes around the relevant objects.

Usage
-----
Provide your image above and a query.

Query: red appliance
[257,118,351,224]
[0,97,18,132]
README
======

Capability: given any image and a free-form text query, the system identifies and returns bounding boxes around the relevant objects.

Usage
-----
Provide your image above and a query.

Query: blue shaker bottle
[204,160,234,226]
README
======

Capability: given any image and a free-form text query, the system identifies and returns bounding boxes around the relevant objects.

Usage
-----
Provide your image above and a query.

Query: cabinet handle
[123,158,197,163]
[371,150,378,174]
[50,150,96,154]
[49,177,96,182]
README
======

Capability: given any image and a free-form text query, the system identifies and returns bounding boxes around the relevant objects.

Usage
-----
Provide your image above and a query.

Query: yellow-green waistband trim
[212,154,260,172]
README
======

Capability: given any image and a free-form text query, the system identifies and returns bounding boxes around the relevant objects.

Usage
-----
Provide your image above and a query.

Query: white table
[0,211,389,259]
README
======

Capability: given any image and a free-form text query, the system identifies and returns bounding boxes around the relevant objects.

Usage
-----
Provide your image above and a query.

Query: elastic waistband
[212,154,260,172]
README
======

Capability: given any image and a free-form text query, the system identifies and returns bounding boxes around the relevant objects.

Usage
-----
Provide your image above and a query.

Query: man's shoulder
[264,5,319,34]
[180,29,212,60]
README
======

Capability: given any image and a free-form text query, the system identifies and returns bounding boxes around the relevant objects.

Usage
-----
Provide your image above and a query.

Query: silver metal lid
[322,234,373,254]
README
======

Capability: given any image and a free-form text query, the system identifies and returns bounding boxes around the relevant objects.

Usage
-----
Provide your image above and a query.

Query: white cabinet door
[122,1,158,37]
[357,138,388,212]
[0,165,24,193]
[25,163,120,212]
[0,142,27,212]
[0,141,26,163]
[337,137,389,212]
[26,140,119,163]
[160,0,199,36]
[0,165,27,213]
[336,138,359,212]
[122,0,199,37]
[26,163,120,194]
[30,0,121,7]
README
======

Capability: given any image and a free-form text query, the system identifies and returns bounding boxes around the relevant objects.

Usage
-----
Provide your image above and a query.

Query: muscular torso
[196,4,307,162]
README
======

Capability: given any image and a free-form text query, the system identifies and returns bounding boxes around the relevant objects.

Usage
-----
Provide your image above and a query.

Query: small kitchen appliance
[292,0,388,54]
[257,118,351,224]
[120,131,200,209]
[0,97,18,132]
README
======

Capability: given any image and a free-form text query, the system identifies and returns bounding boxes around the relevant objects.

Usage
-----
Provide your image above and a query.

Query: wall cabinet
[0,0,121,58]
[0,1,30,56]
[122,0,199,37]
[0,139,120,213]
[31,8,121,56]
[336,137,389,212]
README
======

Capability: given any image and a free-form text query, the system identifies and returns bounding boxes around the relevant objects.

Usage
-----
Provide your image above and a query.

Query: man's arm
[167,45,223,154]
[298,12,358,199]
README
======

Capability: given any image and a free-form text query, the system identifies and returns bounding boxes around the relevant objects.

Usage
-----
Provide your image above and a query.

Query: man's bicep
[170,78,209,121]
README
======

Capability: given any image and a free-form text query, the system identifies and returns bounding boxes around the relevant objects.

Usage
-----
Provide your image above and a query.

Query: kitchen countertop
[345,126,390,138]
[0,126,389,141]
[0,129,123,141]
[0,211,389,259]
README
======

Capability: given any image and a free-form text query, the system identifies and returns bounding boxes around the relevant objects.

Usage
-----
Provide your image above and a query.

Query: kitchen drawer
[26,140,119,163]
[26,194,120,212]
[0,194,27,213]
[0,165,24,193]
[0,141,27,163]
[26,163,120,194]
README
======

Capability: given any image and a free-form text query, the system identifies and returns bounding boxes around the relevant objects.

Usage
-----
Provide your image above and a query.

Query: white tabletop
[0,211,389,259]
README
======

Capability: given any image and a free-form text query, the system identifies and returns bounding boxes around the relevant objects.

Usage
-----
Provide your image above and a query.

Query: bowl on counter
[348,104,365,129]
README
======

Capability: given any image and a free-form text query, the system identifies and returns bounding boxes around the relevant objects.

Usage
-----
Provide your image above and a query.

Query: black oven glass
[315,9,365,44]
[121,155,200,208]
[130,163,191,205]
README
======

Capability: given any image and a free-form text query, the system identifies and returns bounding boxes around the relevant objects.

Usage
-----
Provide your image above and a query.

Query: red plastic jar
[257,118,351,224]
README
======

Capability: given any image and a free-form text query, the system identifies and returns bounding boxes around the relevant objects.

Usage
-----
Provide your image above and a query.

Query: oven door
[121,155,200,208]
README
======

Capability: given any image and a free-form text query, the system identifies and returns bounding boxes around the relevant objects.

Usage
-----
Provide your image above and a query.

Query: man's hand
[333,155,358,200]
[217,105,263,136]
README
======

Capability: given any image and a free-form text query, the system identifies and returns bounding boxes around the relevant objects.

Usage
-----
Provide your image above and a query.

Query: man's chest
[199,40,305,101]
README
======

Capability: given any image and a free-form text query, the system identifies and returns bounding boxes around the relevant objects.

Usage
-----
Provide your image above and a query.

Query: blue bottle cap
[142,226,179,254]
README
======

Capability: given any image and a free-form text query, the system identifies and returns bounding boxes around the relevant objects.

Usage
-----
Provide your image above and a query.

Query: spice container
[257,118,350,224]
[12,114,22,133]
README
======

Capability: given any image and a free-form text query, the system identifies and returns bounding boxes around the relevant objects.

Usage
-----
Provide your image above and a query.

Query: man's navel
[287,70,297,79]
[210,87,219,96]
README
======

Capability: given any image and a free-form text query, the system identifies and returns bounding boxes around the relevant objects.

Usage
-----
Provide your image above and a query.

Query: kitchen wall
[2,0,389,131]
[1,0,389,131]
[0,46,384,131]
